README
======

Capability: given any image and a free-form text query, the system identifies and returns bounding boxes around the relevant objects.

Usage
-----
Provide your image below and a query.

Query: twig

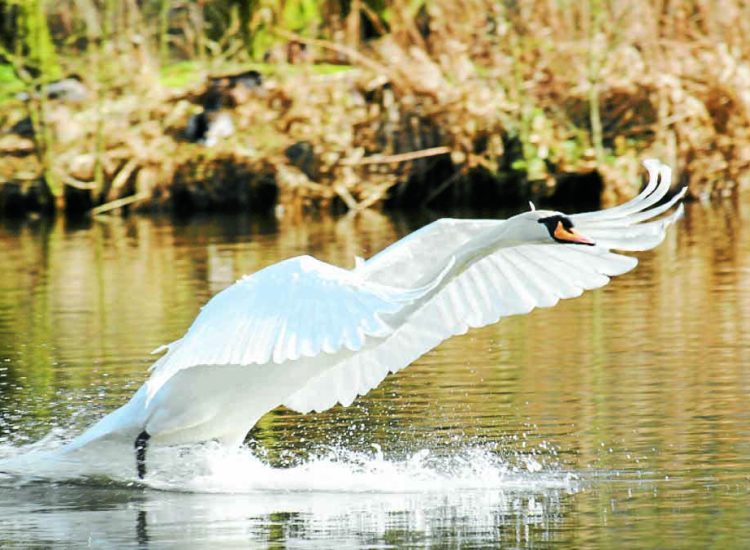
[90,192,149,216]
[63,176,97,190]
[111,158,138,191]
[334,184,359,209]
[424,170,463,205]
[340,146,451,166]
[353,184,391,211]
[272,28,393,80]
[359,3,388,36]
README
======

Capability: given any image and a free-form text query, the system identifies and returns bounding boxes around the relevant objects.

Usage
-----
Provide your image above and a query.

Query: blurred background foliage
[1,0,749,216]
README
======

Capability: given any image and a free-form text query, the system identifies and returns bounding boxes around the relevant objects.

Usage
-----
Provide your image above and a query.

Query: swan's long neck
[412,220,536,291]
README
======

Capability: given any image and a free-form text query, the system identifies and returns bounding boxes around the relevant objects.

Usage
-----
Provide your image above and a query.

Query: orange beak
[554,221,595,245]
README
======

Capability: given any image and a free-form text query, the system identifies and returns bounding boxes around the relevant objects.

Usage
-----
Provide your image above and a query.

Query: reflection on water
[0,477,573,548]
[1,201,750,548]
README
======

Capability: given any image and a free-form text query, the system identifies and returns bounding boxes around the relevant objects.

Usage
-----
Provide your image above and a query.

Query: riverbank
[0,59,603,218]
[2,2,750,217]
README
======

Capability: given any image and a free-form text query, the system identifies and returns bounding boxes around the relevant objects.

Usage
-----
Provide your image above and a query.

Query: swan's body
[63,159,684,477]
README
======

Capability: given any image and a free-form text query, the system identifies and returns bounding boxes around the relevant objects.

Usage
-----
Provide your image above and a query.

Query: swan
[60,159,684,479]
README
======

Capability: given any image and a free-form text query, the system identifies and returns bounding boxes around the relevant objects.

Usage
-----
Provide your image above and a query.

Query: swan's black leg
[134,430,151,480]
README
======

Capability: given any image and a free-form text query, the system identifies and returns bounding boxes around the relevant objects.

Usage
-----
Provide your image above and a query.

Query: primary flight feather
[62,159,685,478]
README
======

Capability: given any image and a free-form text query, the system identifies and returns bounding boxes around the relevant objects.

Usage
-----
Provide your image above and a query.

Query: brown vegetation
[2,1,750,216]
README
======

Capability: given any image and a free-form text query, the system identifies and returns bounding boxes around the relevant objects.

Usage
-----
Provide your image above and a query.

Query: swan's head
[508,210,595,246]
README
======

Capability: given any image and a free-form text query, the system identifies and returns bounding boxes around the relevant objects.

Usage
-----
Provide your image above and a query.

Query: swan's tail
[0,387,148,480]
[62,385,147,453]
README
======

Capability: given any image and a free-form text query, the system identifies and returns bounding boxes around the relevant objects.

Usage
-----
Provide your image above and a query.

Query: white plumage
[63,159,685,477]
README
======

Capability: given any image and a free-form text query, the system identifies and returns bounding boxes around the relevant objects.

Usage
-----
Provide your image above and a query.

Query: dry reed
[2,0,749,215]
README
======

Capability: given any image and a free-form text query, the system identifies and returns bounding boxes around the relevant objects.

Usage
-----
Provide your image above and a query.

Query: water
[1,202,749,548]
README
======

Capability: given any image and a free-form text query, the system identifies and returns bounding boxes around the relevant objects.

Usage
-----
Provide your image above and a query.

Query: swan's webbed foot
[134,430,151,480]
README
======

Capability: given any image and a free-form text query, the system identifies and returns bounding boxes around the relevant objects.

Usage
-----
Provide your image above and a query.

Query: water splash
[152,444,577,494]
[0,431,577,495]
[0,430,580,547]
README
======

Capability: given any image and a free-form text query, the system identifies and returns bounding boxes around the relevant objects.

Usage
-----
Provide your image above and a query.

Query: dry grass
[387,0,750,200]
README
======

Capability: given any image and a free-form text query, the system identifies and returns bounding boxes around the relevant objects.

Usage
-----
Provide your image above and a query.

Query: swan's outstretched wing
[361,159,683,284]
[361,218,501,286]
[146,255,447,402]
[570,159,686,250]
[284,160,684,413]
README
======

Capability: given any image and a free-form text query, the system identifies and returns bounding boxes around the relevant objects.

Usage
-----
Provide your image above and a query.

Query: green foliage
[159,60,354,88]
[280,0,321,31]
[0,64,25,101]
[239,0,323,60]
[1,1,63,204]
[159,61,204,89]
[6,0,62,81]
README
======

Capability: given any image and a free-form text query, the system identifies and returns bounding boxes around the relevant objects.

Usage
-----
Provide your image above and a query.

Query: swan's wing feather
[283,243,643,414]
[146,255,441,402]
[571,159,686,251]
[572,158,669,222]
[284,160,683,414]
[361,218,502,286]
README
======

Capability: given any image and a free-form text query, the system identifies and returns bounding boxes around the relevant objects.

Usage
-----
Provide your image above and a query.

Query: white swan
[62,159,684,478]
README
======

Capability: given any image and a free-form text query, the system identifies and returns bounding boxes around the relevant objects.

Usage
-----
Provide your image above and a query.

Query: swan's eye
[537,215,565,234]
[538,215,594,245]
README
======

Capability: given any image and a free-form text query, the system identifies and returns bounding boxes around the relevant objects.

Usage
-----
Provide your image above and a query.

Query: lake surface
[1,201,749,548]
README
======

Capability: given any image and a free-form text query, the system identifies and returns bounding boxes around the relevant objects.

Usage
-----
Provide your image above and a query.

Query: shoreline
[0,67,604,216]
[0,64,659,219]
[5,5,750,218]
